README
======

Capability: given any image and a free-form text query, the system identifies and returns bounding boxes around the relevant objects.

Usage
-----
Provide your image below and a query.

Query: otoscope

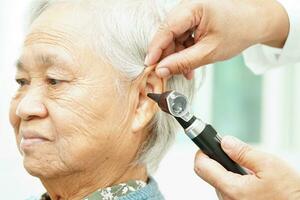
[148,90,247,175]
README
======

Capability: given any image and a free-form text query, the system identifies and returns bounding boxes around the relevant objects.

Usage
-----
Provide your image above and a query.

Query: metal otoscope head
[147,91,194,126]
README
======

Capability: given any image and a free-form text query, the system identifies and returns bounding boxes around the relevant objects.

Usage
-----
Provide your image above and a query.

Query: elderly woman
[9,0,195,199]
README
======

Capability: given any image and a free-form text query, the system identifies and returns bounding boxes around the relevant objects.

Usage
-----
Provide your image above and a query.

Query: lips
[20,130,51,150]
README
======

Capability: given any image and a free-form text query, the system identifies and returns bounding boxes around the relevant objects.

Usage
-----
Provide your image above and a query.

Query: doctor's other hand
[194,136,300,200]
[146,0,289,79]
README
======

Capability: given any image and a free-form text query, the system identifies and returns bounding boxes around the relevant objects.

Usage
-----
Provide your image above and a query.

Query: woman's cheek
[9,98,21,131]
[9,98,23,154]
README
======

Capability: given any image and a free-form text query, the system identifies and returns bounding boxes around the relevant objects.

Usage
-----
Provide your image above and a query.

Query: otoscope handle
[191,124,247,175]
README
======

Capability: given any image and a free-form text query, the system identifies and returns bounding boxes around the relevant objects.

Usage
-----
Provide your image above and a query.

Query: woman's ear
[131,66,167,133]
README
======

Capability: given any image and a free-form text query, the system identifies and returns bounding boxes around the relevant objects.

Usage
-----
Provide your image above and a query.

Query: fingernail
[156,67,170,77]
[144,52,155,66]
[144,54,150,66]
[222,136,239,150]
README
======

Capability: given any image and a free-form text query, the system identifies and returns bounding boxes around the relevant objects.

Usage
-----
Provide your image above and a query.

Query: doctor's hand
[145,0,289,79]
[194,136,300,200]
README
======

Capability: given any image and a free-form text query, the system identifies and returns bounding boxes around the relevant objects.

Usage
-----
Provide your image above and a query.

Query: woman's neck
[40,164,148,200]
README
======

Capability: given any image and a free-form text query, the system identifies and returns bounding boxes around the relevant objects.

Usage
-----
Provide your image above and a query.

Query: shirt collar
[40,180,147,200]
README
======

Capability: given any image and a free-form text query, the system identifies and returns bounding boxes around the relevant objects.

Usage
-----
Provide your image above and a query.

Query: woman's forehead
[21,1,124,78]
[30,2,93,33]
[22,3,108,68]
[26,2,94,49]
[17,49,75,72]
[18,39,117,80]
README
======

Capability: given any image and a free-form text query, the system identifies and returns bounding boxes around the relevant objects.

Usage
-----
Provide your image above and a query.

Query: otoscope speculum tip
[147,91,191,118]
[147,93,161,104]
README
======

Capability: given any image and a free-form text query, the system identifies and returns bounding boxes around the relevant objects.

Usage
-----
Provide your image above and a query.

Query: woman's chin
[23,158,46,177]
[23,156,63,179]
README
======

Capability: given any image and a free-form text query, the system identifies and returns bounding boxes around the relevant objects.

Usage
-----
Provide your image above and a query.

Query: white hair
[28,0,196,173]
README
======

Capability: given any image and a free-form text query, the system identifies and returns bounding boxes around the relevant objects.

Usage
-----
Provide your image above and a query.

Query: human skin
[194,136,300,200]
[145,0,290,79]
[145,0,300,199]
[9,3,165,200]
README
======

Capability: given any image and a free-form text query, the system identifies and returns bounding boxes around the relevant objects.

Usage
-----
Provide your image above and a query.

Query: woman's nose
[16,89,48,121]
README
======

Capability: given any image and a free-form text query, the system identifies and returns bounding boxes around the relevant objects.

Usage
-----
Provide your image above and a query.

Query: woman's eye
[47,78,62,85]
[16,78,29,87]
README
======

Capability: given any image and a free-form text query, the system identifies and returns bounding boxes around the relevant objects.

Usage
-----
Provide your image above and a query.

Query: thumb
[221,136,269,172]
[155,38,217,78]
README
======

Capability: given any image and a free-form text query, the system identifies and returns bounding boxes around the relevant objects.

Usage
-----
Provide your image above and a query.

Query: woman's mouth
[20,130,51,150]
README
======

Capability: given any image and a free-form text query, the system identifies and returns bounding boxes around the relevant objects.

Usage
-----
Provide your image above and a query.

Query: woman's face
[9,4,148,179]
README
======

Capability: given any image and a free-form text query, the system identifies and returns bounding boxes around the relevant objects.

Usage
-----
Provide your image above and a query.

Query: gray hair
[28,0,196,173]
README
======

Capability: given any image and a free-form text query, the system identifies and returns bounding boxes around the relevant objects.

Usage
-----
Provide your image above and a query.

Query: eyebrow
[16,60,25,71]
[16,54,72,71]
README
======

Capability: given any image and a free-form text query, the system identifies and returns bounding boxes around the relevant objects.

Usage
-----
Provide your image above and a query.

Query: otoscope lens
[172,96,187,115]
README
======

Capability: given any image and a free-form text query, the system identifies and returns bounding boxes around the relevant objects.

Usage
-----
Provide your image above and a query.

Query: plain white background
[1,1,300,200]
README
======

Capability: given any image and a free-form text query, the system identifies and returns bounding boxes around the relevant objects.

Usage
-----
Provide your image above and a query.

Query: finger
[183,70,195,80]
[221,136,272,172]
[194,17,208,42]
[145,3,203,66]
[161,42,176,60]
[155,39,216,77]
[194,151,240,190]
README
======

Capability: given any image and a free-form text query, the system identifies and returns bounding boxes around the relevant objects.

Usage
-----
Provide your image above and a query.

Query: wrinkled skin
[9,3,164,200]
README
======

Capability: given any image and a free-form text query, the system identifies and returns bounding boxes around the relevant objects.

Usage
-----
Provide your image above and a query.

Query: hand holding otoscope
[145,0,300,198]
[148,91,300,200]
[147,90,247,175]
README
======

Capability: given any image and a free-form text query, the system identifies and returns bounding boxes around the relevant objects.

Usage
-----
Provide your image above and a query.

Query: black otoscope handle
[192,125,247,175]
